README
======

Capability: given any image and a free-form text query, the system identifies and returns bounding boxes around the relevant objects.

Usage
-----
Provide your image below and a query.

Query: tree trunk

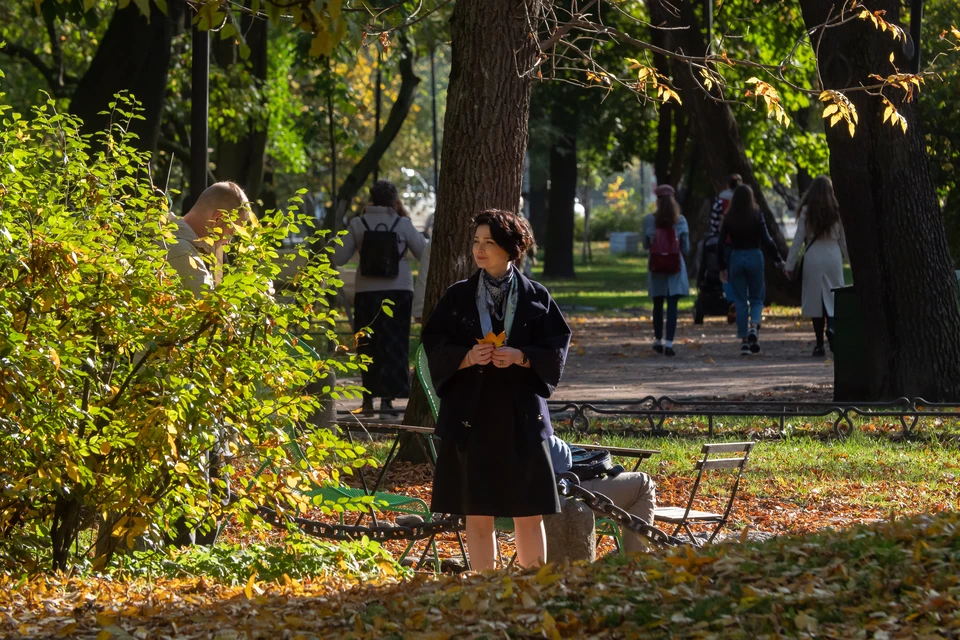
[648,0,795,304]
[402,0,546,429]
[70,0,177,154]
[50,495,81,572]
[798,0,960,400]
[212,5,269,203]
[527,132,550,245]
[543,104,577,278]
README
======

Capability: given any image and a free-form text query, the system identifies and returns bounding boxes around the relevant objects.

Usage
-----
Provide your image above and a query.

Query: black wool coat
[422,269,571,444]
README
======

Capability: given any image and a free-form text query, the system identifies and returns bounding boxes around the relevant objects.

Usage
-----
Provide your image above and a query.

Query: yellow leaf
[96,630,112,640]
[521,590,537,608]
[848,122,856,137]
[829,113,843,127]
[543,610,561,640]
[883,105,894,123]
[174,462,190,474]
[244,571,257,599]
[100,442,112,455]
[49,349,61,371]
[477,331,507,347]
[900,117,908,133]
[822,104,840,118]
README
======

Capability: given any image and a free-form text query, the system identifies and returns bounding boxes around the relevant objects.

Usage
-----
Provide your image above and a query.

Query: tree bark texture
[212,6,269,204]
[403,0,546,429]
[798,0,960,400]
[647,0,795,304]
[70,0,177,154]
[543,103,578,278]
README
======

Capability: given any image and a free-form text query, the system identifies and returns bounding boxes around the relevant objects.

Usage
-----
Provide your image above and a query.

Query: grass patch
[533,242,696,312]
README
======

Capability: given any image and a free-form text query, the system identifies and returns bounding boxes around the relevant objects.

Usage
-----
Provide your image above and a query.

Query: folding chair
[654,442,754,547]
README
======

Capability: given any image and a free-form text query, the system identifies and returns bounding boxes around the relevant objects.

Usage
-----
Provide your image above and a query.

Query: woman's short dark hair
[370,180,400,207]
[472,209,535,262]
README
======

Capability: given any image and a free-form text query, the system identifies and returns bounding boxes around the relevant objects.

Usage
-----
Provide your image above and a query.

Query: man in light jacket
[163,181,249,545]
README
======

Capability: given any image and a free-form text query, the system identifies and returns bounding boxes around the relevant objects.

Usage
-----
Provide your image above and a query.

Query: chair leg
[707,520,727,545]
[455,530,471,571]
[684,523,702,548]
[416,534,438,573]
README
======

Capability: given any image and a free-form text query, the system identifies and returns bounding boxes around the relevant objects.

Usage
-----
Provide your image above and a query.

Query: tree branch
[0,42,73,98]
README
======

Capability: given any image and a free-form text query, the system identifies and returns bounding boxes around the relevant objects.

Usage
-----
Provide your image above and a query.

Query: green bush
[0,83,373,573]
[106,532,409,585]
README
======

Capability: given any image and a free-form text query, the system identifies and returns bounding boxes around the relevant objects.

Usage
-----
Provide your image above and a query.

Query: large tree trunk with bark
[798,0,960,400]
[648,0,795,303]
[403,0,546,430]
[70,0,177,154]
[543,103,577,278]
[212,5,269,203]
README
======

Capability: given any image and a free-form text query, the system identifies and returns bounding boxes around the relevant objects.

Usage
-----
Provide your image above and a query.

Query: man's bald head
[183,182,250,245]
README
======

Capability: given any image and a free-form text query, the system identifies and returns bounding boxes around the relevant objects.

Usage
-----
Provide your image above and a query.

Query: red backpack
[649,227,682,274]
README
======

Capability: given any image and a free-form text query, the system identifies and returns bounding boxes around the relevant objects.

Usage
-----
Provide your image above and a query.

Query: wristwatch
[520,354,528,366]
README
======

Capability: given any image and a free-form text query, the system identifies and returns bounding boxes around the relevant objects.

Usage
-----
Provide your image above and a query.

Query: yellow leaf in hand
[477,331,507,347]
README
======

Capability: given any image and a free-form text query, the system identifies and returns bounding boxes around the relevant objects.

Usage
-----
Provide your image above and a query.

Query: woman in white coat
[784,175,849,356]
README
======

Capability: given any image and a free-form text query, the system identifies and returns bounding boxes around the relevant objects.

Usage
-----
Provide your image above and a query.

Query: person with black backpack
[642,184,690,356]
[333,180,427,417]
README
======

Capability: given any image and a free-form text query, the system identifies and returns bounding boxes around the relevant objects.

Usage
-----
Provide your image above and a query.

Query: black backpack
[568,447,624,482]
[359,215,406,278]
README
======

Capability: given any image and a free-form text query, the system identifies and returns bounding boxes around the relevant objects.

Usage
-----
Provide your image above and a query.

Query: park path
[337,309,835,416]
[557,311,834,402]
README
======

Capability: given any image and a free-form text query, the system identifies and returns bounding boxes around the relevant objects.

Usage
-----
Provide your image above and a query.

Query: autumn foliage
[0,86,372,572]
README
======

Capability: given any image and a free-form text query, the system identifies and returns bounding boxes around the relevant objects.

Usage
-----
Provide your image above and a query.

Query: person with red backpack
[643,184,690,356]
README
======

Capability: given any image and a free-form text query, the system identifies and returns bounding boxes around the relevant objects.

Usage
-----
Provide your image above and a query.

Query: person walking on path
[784,175,849,356]
[422,209,571,571]
[333,180,426,417]
[718,185,785,355]
[643,184,690,356]
[708,174,743,323]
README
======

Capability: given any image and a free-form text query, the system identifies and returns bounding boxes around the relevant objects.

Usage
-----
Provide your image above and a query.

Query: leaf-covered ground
[4,512,959,639]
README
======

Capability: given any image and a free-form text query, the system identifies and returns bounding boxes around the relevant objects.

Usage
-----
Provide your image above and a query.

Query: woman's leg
[652,296,664,342]
[745,250,766,332]
[728,252,750,339]
[465,515,496,571]
[513,515,547,568]
[665,295,680,344]
[812,317,825,347]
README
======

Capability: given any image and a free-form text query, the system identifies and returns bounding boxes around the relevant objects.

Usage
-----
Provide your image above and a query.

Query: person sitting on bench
[547,435,657,554]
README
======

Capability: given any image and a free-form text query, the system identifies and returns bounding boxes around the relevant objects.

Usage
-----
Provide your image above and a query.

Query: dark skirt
[353,290,413,399]
[430,361,561,517]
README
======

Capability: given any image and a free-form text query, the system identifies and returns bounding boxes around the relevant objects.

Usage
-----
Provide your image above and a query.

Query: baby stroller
[693,235,733,324]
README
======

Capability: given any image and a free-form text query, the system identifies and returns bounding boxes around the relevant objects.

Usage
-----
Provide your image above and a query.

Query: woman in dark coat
[422,209,571,571]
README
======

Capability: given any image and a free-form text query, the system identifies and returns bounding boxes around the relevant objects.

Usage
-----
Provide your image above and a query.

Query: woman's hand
[492,347,527,368]
[719,270,728,283]
[462,343,494,368]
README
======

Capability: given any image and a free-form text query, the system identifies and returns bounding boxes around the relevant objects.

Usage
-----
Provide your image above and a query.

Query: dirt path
[337,310,835,415]
[558,311,834,402]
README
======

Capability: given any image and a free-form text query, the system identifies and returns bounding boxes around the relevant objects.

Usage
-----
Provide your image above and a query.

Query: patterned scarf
[481,266,515,321]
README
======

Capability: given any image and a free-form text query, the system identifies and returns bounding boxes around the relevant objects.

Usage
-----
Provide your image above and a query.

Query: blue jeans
[729,249,765,339]
[653,295,680,342]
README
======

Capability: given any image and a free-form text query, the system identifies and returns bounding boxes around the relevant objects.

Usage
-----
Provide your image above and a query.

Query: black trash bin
[832,286,870,402]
